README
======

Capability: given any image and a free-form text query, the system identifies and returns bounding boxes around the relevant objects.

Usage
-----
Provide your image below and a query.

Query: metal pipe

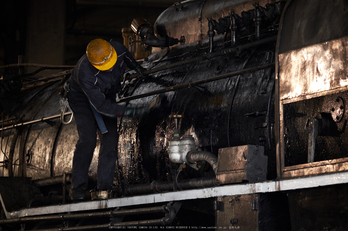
[125,35,277,81]
[0,204,177,231]
[7,130,19,177]
[186,151,218,175]
[208,19,215,53]
[32,174,72,187]
[117,62,274,103]
[231,13,237,45]
[227,75,240,147]
[255,6,261,39]
[111,217,172,227]
[62,172,67,204]
[0,205,168,225]
[28,223,111,231]
[24,217,174,230]
[0,112,72,131]
[125,177,218,195]
[30,217,172,231]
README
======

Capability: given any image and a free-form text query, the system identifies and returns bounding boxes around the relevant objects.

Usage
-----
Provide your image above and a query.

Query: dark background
[0,0,178,71]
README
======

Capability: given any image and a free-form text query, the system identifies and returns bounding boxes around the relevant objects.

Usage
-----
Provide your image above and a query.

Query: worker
[67,38,144,201]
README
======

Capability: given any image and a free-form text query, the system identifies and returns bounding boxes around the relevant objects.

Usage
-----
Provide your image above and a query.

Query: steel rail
[0,112,72,131]
[0,205,168,225]
[1,171,346,220]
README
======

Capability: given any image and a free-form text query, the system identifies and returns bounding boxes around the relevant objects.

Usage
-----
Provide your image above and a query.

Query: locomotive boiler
[0,0,348,230]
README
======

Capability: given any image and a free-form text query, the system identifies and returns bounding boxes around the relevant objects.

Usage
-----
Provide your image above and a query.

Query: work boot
[69,187,90,201]
[91,189,113,200]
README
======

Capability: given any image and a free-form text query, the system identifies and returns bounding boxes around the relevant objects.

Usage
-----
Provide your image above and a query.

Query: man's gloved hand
[115,101,127,116]
[116,99,135,117]
[122,104,150,118]
[124,107,137,117]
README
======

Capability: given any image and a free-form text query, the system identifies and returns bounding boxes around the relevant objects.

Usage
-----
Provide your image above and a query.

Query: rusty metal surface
[279,36,348,102]
[282,157,348,179]
[216,193,290,231]
[276,0,348,179]
[216,194,258,230]
[278,91,348,181]
[216,145,267,184]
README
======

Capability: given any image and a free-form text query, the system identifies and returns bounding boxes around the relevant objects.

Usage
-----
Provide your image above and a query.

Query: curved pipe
[162,205,178,225]
[186,151,218,175]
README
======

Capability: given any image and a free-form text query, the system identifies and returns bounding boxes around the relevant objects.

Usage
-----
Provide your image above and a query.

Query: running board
[4,171,348,219]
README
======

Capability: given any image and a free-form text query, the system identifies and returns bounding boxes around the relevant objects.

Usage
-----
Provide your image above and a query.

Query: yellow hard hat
[86,39,117,71]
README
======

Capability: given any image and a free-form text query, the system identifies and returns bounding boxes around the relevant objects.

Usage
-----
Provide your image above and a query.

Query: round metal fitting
[330,97,345,123]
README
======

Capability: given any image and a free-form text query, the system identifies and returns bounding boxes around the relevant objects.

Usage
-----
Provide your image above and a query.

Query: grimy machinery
[0,0,348,230]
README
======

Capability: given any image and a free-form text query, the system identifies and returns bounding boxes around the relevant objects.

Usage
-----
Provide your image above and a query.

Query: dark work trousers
[68,90,119,190]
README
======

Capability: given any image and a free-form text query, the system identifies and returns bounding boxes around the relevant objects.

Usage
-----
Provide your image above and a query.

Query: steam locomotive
[0,0,348,230]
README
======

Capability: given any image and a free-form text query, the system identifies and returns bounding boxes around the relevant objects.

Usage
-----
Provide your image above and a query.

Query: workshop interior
[0,0,348,230]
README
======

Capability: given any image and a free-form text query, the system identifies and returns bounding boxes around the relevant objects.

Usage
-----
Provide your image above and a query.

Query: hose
[186,151,218,175]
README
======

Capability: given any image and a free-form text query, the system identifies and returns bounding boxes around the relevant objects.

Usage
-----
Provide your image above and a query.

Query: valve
[169,114,183,130]
[168,115,197,169]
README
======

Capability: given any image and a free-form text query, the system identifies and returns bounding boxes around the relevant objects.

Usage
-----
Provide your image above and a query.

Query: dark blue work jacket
[69,40,137,117]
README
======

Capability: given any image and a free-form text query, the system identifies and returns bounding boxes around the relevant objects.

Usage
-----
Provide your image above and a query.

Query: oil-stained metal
[276,0,348,181]
[330,97,345,122]
[281,92,348,177]
[216,145,268,184]
[279,36,348,103]
[282,157,348,179]
[216,194,258,230]
[118,63,274,103]
[306,118,319,163]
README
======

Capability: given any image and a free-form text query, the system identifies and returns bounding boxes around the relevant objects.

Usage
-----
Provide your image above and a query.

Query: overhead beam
[76,0,178,8]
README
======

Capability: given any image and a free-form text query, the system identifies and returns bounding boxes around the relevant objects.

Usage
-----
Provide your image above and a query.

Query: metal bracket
[306,118,319,163]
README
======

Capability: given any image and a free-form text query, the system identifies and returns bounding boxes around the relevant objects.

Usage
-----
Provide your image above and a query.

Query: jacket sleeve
[123,48,146,77]
[77,61,125,117]
[110,39,140,70]
[124,49,139,69]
